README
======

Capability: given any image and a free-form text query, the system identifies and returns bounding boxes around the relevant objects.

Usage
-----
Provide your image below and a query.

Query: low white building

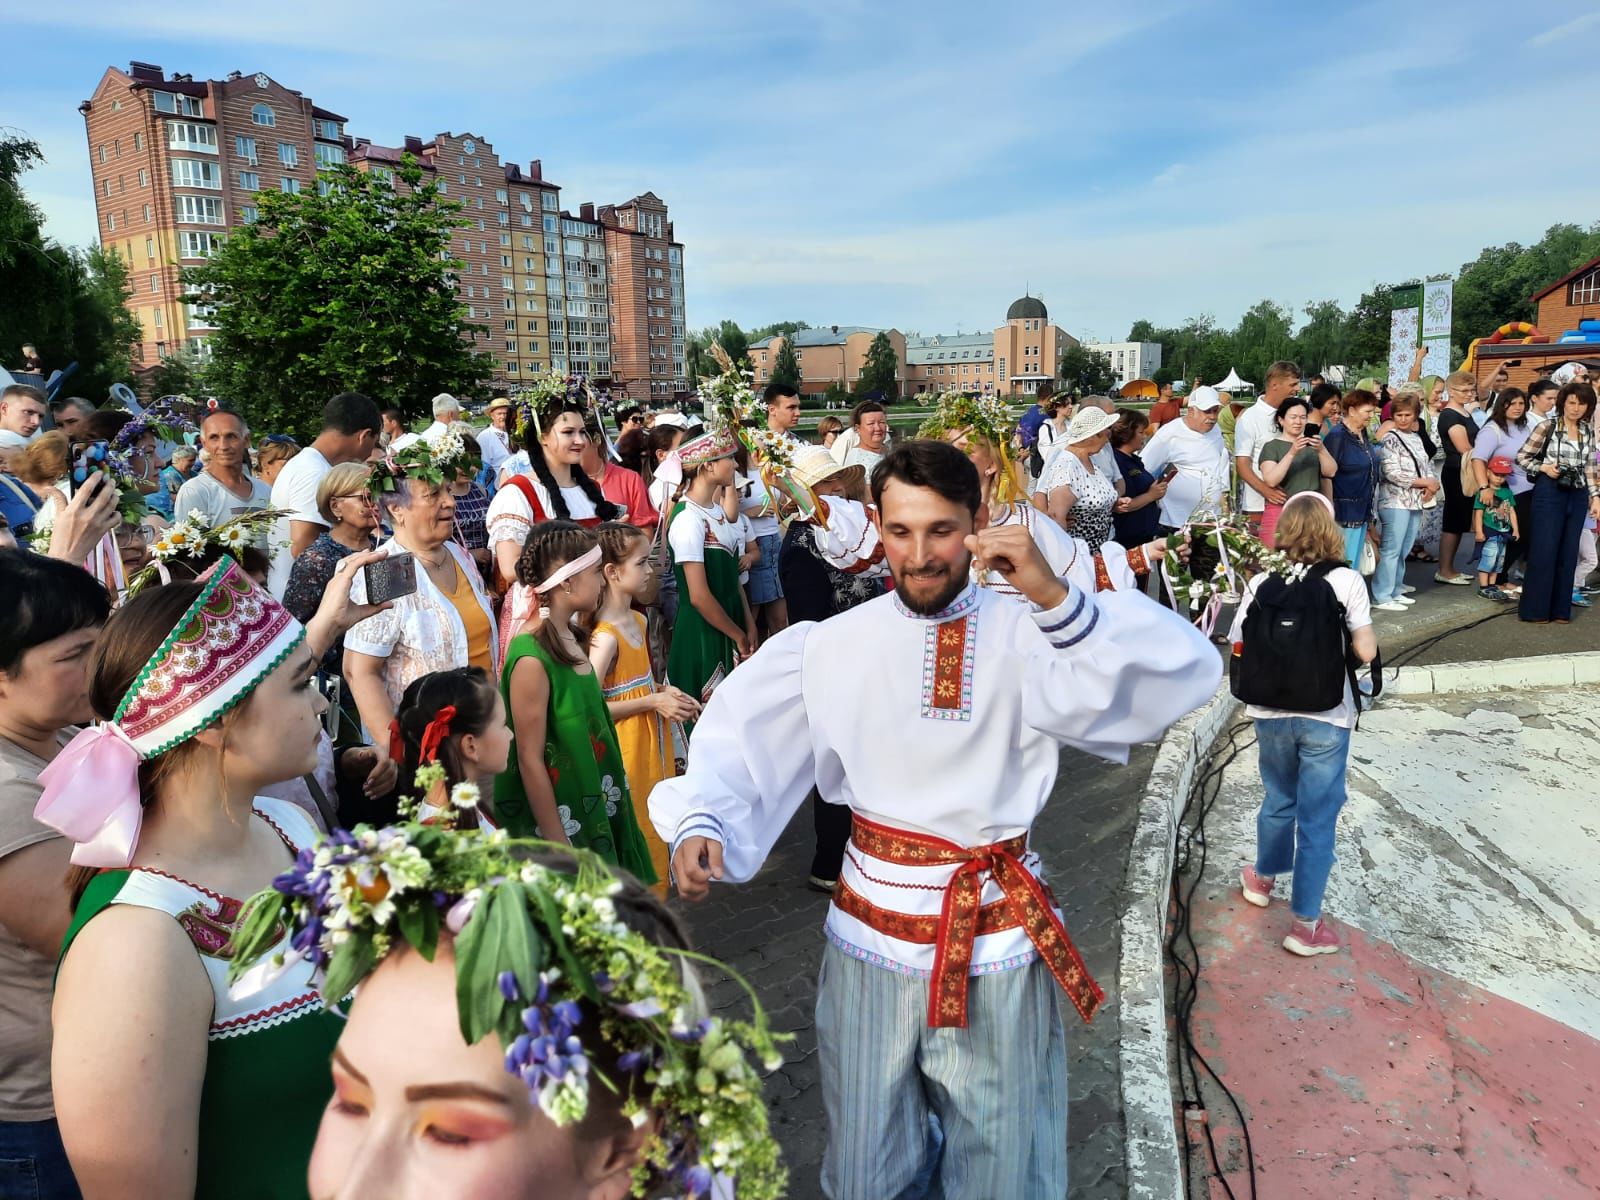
[1086,340,1163,388]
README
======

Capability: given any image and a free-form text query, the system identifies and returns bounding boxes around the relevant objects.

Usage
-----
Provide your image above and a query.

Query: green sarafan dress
[56,798,343,1200]
[494,632,658,883]
[665,499,745,737]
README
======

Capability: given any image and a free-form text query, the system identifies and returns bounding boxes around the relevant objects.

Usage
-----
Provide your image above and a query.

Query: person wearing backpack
[1228,491,1378,957]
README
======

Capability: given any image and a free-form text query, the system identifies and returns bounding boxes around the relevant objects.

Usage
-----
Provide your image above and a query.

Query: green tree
[1452,222,1600,358]
[0,134,139,398]
[147,347,203,397]
[855,332,899,401]
[712,320,749,368]
[747,319,811,341]
[769,335,802,390]
[1057,344,1116,396]
[1293,299,1349,375]
[185,157,490,439]
[1230,299,1298,385]
[822,380,851,409]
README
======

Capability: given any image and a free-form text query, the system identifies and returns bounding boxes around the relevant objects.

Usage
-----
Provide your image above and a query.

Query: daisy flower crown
[918,392,1027,506]
[226,804,787,1200]
[123,507,286,595]
[368,432,470,501]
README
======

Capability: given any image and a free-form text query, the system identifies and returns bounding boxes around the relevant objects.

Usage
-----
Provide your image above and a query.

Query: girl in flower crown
[39,555,383,1200]
[487,384,623,659]
[494,521,656,884]
[227,829,785,1199]
[392,666,510,831]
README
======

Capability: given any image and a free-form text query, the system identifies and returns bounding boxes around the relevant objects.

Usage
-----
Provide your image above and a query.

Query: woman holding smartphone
[1110,409,1167,555]
[1256,396,1338,547]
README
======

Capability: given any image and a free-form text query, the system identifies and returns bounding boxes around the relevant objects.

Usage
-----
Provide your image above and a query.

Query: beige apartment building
[748,296,1076,400]
[80,61,684,395]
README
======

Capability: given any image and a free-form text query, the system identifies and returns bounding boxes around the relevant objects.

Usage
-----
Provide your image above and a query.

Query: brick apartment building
[80,61,687,398]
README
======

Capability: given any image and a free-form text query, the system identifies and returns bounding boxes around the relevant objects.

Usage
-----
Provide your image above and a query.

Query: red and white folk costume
[649,567,1217,1196]
[485,471,603,660]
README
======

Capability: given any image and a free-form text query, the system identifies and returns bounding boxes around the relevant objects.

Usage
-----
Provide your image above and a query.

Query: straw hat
[1065,406,1119,444]
[484,396,514,414]
[792,445,865,494]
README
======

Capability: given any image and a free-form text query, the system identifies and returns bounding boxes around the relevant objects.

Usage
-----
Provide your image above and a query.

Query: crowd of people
[0,348,1596,1199]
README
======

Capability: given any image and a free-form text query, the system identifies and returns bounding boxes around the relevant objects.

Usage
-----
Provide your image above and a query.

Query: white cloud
[1524,10,1600,47]
[1152,163,1187,187]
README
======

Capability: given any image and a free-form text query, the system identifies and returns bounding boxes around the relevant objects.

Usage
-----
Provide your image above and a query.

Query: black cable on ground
[1163,602,1522,1197]
[1165,718,1259,1200]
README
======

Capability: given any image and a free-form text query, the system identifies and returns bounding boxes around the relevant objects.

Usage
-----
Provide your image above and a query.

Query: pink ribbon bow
[34,723,146,869]
[654,448,684,491]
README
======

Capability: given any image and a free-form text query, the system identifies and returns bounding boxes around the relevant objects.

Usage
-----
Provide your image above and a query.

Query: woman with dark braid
[487,394,622,658]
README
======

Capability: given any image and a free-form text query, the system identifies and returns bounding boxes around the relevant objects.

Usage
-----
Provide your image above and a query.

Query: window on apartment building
[500,233,512,248]
[167,122,217,152]
[503,297,514,311]
[171,159,221,189]
[505,362,518,373]
[504,319,515,331]
[277,143,298,167]
[141,203,151,222]
[502,276,513,290]
[234,135,257,161]
[251,103,275,126]
[496,189,508,205]
[138,168,149,188]
[524,298,537,312]
[97,145,106,163]
[1571,271,1600,305]
[239,171,260,191]
[313,119,342,141]
[314,143,345,168]
[149,274,158,293]
[525,320,538,332]
[106,212,118,232]
[178,231,220,258]
[316,179,334,197]
[175,195,223,224]
[506,341,517,354]
[480,263,489,275]
[101,179,110,198]
[133,132,143,150]
[280,177,299,194]
[496,211,507,225]
[240,206,258,223]
[154,309,162,328]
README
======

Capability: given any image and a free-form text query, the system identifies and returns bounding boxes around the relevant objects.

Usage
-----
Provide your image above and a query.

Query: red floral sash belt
[842,815,1104,1029]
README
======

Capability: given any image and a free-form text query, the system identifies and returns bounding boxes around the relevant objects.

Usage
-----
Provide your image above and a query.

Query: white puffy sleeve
[647,623,818,883]
[486,485,533,549]
[1017,579,1220,762]
[800,496,889,579]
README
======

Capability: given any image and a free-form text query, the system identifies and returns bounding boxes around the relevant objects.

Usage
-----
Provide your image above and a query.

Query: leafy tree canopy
[184,157,490,439]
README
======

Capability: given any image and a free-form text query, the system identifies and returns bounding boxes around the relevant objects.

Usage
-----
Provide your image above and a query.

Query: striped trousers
[816,941,1069,1199]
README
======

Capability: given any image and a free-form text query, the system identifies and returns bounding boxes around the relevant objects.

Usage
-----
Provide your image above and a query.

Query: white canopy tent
[1213,367,1253,393]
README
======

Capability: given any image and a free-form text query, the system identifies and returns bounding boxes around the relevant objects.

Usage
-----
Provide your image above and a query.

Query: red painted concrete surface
[1183,895,1600,1199]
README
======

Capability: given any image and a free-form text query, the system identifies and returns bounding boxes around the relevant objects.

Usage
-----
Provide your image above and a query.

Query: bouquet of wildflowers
[1161,511,1296,620]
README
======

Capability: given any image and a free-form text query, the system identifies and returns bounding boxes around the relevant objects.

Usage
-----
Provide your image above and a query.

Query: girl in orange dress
[587,522,700,890]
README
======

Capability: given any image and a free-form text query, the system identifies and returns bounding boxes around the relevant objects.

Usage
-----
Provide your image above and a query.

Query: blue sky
[3,0,1597,343]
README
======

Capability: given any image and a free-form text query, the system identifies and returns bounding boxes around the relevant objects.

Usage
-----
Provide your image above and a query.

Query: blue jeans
[0,1118,81,1200]
[1374,507,1420,601]
[1253,717,1353,920]
[1339,523,1367,571]
[1519,476,1588,622]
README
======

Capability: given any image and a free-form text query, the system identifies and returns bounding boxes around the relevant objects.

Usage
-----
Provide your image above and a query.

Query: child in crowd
[495,520,657,882]
[392,667,510,829]
[665,428,754,732]
[588,522,700,892]
[1473,456,1520,602]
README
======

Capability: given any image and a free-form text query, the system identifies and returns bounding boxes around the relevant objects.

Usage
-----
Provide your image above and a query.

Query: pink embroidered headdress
[34,557,305,868]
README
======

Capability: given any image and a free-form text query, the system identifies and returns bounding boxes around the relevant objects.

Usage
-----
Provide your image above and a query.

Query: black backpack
[1230,561,1380,713]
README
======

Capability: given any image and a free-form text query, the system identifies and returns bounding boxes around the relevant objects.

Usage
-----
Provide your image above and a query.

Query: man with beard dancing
[650,439,1218,1199]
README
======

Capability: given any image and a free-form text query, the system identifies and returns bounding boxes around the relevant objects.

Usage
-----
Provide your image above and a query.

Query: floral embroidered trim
[1126,545,1150,577]
[920,611,976,721]
[833,877,1023,942]
[1092,554,1114,593]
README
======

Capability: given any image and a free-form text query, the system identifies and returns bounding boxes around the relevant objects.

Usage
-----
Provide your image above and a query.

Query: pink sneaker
[1283,918,1340,956]
[1240,865,1274,908]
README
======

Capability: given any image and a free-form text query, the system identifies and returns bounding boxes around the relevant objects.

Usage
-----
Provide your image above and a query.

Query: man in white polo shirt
[1233,361,1302,526]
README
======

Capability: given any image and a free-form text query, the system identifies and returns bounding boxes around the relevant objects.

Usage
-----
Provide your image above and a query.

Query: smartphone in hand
[363,552,418,604]
[1159,465,1179,483]
[71,441,111,488]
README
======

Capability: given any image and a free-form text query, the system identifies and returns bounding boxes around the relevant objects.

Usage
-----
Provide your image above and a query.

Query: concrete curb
[1118,681,1238,1200]
[1386,650,1600,696]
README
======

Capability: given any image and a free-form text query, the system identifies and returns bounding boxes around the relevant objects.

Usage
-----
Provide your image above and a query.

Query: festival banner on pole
[1390,280,1453,382]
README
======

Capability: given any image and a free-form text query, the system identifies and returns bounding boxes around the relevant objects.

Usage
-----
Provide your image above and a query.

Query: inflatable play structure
[1463,318,1600,373]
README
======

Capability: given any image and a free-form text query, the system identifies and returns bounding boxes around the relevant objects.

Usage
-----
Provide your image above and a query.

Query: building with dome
[746,292,1081,400]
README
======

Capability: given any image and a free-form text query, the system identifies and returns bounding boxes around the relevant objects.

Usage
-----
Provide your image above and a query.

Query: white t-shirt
[667,499,737,565]
[1140,419,1231,527]
[267,446,332,599]
[731,513,755,583]
[1228,566,1372,728]
[735,471,780,541]
[1232,400,1280,513]
[174,470,272,536]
